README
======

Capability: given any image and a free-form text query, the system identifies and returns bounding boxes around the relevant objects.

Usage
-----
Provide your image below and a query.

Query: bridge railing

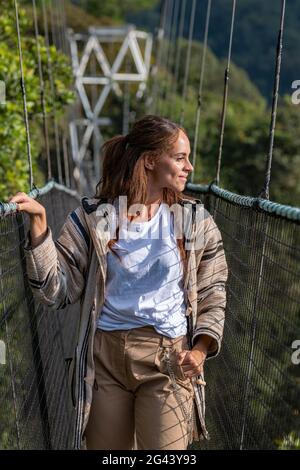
[0,180,299,449]
[0,182,80,450]
[185,182,300,450]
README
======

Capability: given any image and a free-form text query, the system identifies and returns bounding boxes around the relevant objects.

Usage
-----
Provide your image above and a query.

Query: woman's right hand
[8,192,48,248]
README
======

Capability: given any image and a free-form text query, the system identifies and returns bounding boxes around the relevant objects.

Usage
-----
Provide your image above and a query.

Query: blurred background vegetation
[0,0,299,205]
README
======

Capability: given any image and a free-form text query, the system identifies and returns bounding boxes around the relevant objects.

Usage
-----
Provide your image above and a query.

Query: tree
[0,0,75,201]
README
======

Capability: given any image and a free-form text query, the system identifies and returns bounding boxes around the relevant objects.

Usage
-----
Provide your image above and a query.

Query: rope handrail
[0,180,81,218]
[187,182,300,222]
[1,178,300,223]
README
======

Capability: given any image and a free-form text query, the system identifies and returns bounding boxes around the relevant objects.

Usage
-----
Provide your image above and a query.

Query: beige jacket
[24,195,228,449]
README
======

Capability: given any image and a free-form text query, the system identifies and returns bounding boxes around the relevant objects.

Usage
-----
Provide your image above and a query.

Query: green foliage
[174,40,265,107]
[276,431,300,450]
[129,0,300,101]
[201,0,300,102]
[155,37,300,207]
[73,0,159,22]
[0,0,75,201]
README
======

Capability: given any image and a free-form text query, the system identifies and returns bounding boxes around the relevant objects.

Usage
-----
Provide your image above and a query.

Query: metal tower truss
[67,26,152,195]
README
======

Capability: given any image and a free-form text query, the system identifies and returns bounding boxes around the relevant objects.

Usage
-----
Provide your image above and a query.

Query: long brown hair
[94,114,196,277]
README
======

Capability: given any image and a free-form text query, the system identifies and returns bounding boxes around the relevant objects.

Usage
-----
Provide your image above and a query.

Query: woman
[9,115,228,450]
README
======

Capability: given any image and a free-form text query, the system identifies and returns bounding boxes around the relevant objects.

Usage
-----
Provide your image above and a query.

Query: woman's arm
[193,209,229,359]
[8,192,90,310]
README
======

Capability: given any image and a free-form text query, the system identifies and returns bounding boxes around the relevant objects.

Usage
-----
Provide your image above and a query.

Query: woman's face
[149,129,194,192]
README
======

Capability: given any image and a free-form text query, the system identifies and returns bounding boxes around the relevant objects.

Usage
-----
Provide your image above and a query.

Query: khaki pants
[85,325,195,450]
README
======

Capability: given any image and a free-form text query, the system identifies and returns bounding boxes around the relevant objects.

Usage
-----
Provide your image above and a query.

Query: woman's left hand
[177,349,207,382]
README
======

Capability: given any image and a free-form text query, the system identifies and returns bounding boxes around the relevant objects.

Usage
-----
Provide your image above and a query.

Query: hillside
[127,0,300,102]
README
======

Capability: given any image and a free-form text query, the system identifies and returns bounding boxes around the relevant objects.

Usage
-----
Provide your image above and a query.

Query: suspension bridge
[0,0,299,450]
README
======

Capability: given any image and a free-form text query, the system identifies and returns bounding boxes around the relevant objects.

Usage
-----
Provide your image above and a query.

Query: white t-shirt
[97,199,187,338]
